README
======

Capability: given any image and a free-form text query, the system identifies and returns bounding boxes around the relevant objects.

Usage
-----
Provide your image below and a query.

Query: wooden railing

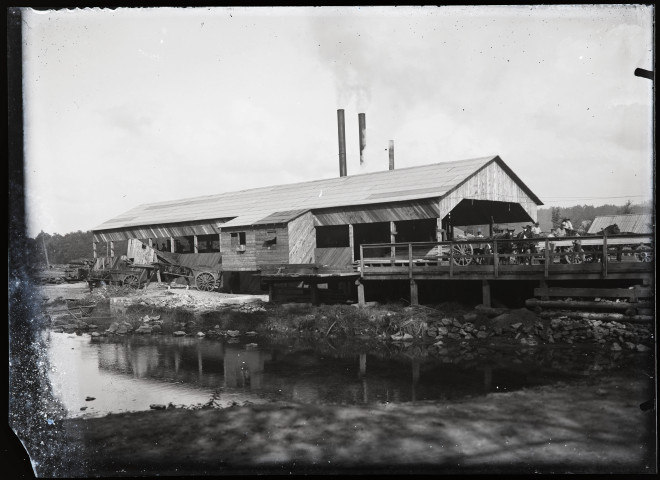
[358,233,653,279]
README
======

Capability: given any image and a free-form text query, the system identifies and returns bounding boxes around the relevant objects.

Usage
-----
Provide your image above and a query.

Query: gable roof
[587,214,653,234]
[93,155,542,231]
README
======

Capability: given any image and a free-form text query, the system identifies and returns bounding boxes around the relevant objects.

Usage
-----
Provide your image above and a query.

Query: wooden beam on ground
[534,287,652,301]
[525,298,651,311]
[537,310,653,323]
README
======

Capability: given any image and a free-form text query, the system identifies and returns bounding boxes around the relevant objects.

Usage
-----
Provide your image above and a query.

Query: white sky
[22,5,654,237]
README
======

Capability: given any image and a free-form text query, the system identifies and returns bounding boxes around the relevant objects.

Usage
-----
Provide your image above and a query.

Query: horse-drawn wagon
[87,239,222,292]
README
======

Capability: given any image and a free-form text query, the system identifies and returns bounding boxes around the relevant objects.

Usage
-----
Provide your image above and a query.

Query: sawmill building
[91,154,543,294]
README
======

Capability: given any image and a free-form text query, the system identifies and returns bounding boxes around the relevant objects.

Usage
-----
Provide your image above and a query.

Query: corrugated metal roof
[93,155,542,231]
[587,214,653,234]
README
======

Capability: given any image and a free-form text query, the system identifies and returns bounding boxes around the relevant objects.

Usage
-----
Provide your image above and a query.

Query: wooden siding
[313,199,440,226]
[288,211,316,264]
[221,226,288,271]
[255,226,289,266]
[220,228,257,271]
[93,218,231,243]
[439,161,537,223]
[126,239,158,264]
[315,247,352,266]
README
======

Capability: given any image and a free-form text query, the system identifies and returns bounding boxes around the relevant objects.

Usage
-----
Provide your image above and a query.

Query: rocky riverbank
[43,283,654,354]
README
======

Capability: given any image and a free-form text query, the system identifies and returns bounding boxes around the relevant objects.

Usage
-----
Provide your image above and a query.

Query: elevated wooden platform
[357,234,654,306]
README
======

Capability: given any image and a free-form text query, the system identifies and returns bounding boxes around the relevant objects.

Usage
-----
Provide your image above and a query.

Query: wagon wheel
[122,274,140,289]
[635,246,653,263]
[452,243,473,266]
[195,272,216,292]
[572,251,584,264]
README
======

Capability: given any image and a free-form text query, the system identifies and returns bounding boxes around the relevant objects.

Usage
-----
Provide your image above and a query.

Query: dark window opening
[262,230,277,249]
[172,236,194,254]
[197,234,220,253]
[316,225,350,248]
[353,222,391,260]
[394,219,437,243]
[231,232,247,250]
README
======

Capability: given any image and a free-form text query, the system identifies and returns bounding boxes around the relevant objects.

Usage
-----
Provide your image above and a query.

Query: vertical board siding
[313,199,440,226]
[255,226,289,266]
[439,161,537,223]
[126,239,157,264]
[288,212,316,264]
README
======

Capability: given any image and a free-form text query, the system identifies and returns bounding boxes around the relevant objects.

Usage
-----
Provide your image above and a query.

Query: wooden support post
[360,245,365,275]
[449,241,454,277]
[268,283,275,303]
[156,269,162,283]
[359,353,366,377]
[110,241,115,258]
[148,238,153,247]
[493,239,499,278]
[92,241,97,259]
[349,224,355,263]
[218,232,222,253]
[602,234,608,278]
[410,279,419,305]
[170,236,175,253]
[544,238,550,278]
[482,280,491,307]
[390,221,396,265]
[310,282,320,306]
[356,279,365,306]
[193,235,199,253]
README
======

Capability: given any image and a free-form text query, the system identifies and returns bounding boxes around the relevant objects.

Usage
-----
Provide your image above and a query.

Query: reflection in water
[47,332,642,420]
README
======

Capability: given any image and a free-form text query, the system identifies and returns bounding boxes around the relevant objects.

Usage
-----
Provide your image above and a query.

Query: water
[46,330,646,419]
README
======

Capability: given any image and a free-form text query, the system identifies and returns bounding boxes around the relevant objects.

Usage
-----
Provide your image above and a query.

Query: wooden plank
[525,298,652,310]
[482,280,491,307]
[544,238,549,278]
[533,287,652,299]
[602,234,607,278]
[410,279,418,305]
[408,243,413,279]
[349,224,355,263]
[357,280,365,306]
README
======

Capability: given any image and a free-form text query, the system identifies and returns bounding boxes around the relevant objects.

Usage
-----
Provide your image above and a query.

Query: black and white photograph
[8,5,656,476]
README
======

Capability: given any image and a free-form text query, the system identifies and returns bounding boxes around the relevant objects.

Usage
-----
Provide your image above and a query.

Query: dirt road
[63,371,655,475]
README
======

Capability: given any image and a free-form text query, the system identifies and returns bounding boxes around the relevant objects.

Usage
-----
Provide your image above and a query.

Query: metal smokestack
[337,109,347,177]
[388,140,394,170]
[358,113,366,165]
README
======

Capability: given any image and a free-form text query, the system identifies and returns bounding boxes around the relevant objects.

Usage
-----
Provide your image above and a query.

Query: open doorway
[353,222,390,260]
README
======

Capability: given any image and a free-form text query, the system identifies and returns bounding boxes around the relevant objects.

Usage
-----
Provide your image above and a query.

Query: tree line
[537,200,652,233]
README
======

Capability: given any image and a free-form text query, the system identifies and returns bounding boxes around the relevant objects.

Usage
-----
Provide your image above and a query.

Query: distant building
[587,214,653,234]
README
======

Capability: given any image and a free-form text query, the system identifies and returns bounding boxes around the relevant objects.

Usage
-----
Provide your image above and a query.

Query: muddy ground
[12,282,658,476]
